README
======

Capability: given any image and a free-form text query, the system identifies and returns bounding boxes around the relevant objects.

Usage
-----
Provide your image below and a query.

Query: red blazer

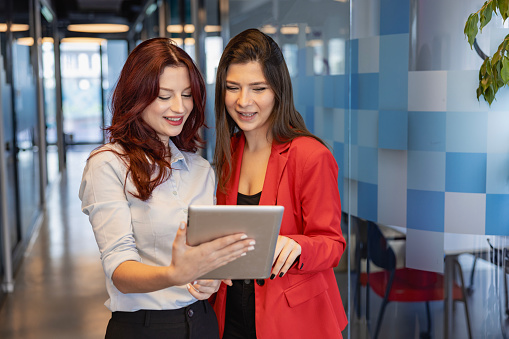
[212,134,348,338]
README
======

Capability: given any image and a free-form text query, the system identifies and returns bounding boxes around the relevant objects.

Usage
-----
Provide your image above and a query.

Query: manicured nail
[279,272,284,278]
[247,246,255,251]
[270,274,275,280]
[249,240,256,245]
[241,252,247,256]
[180,222,185,230]
[240,234,248,239]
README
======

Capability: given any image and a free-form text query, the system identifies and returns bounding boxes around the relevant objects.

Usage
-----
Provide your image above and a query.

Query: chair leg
[426,301,432,335]
[455,259,473,339]
[504,271,508,316]
[373,298,389,339]
[467,256,478,295]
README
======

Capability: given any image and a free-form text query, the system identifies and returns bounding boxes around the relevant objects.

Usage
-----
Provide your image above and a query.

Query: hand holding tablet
[186,205,284,279]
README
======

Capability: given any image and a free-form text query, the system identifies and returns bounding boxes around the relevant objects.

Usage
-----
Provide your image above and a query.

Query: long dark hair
[92,37,206,201]
[214,28,325,193]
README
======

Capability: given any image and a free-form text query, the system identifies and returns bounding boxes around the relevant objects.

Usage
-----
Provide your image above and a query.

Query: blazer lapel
[259,141,290,206]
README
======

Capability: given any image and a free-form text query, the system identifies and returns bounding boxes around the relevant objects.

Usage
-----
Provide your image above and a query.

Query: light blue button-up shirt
[79,140,215,312]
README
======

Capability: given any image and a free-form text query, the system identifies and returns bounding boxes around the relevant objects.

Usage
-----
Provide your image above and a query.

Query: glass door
[40,4,58,186]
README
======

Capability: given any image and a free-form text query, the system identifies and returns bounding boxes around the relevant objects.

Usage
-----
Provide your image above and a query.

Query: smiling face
[141,65,193,145]
[225,61,275,139]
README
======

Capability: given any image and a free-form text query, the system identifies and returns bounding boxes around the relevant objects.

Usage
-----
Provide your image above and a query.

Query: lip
[237,111,256,121]
[164,116,184,126]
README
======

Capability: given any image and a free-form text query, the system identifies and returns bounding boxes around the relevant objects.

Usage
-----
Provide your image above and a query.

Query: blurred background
[0,0,508,338]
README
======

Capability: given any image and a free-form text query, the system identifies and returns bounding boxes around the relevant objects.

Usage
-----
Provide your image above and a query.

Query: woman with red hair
[79,38,254,339]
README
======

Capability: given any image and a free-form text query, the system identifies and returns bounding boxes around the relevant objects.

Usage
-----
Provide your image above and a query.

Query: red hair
[96,38,206,201]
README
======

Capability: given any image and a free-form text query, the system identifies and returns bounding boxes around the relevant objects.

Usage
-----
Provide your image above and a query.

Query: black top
[237,191,261,205]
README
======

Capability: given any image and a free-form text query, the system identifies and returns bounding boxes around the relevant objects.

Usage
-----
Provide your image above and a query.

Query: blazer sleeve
[286,144,346,273]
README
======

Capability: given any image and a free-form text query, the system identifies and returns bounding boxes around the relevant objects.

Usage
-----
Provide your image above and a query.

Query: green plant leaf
[498,0,509,21]
[465,13,479,48]
[501,57,509,83]
[480,1,494,31]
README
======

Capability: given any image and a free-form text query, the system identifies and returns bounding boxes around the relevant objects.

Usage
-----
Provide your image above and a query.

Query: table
[443,233,508,339]
[379,226,508,339]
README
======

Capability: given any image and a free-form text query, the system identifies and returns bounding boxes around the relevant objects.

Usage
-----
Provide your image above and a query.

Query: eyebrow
[226,80,268,86]
[159,86,191,92]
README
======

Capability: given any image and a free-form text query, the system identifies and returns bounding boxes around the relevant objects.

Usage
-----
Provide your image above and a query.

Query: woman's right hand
[169,221,255,286]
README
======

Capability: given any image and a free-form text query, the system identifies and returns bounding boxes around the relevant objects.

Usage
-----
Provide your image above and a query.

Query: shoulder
[86,143,126,169]
[182,151,212,170]
[288,136,332,159]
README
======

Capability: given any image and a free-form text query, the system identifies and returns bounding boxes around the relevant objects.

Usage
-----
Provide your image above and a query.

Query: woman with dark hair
[212,29,348,338]
[79,38,254,339]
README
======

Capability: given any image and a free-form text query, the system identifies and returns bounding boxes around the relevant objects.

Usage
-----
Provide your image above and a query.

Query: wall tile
[445,152,486,193]
[444,192,486,234]
[407,189,445,232]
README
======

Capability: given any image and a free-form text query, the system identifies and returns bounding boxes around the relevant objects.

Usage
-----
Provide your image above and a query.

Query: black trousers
[105,300,219,339]
[222,280,257,339]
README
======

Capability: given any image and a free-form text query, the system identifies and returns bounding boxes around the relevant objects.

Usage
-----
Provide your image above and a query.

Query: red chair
[365,221,472,339]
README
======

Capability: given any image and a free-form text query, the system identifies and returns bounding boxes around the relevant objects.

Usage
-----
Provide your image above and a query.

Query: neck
[244,130,272,153]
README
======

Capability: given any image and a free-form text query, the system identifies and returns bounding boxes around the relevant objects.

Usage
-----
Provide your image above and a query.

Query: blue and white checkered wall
[292,0,509,241]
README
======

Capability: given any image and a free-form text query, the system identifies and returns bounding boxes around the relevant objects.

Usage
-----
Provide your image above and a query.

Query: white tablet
[187,205,284,279]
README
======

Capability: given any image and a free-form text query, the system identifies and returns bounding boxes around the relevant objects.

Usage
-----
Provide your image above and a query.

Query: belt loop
[144,310,151,327]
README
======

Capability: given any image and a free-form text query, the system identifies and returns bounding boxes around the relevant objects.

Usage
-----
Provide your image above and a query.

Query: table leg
[444,255,456,339]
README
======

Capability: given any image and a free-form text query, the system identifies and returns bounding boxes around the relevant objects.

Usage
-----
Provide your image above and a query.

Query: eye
[182,93,192,98]
[158,96,171,100]
[253,87,267,92]
[226,86,239,91]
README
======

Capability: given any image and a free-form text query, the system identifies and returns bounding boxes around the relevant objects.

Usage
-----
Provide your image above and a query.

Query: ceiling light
[204,25,221,33]
[184,24,195,33]
[61,37,106,44]
[172,38,184,46]
[0,23,30,32]
[184,38,195,45]
[260,25,277,34]
[16,37,33,46]
[167,25,183,33]
[67,24,129,33]
[280,25,299,35]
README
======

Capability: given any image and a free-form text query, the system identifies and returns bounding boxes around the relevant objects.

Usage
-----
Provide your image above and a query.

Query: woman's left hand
[271,236,302,278]
[187,279,221,300]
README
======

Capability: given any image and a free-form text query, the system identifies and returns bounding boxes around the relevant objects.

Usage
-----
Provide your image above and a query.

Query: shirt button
[187,309,194,317]
[244,279,251,284]
[256,279,265,286]
[172,191,178,196]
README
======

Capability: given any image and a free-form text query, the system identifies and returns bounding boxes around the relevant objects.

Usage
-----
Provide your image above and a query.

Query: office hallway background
[0,145,109,339]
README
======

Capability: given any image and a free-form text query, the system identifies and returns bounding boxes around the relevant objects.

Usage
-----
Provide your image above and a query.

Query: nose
[237,89,252,107]
[170,95,185,114]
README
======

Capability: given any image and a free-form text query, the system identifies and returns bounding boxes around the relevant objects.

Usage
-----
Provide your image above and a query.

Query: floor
[0,145,508,339]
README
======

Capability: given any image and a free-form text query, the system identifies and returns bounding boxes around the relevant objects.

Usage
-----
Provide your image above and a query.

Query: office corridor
[0,145,110,339]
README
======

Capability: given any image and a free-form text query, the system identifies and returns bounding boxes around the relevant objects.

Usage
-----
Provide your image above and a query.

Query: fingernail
[193,281,197,285]
[241,252,247,256]
[249,240,256,245]
[279,272,284,278]
[179,222,185,230]
[248,246,255,251]
[240,234,248,240]
[270,274,275,280]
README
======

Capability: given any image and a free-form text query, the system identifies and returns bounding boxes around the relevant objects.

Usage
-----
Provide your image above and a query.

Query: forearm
[112,260,179,294]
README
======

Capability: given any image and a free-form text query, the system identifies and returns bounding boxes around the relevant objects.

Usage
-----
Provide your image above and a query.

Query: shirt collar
[168,139,189,171]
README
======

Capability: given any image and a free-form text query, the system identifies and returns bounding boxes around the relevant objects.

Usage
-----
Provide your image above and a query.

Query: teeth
[164,117,181,121]
[240,112,255,117]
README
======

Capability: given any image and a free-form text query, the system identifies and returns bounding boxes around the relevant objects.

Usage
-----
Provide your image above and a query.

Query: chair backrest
[367,221,396,271]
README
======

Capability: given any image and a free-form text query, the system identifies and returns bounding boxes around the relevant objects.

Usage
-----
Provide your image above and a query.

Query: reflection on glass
[60,42,102,144]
